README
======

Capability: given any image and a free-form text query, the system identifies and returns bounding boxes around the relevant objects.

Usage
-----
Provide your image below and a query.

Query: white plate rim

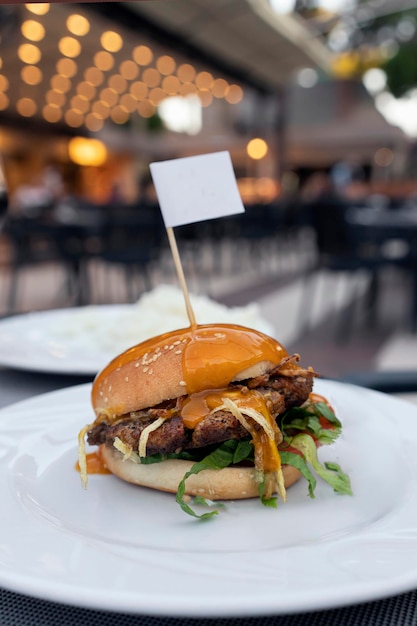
[1,379,417,617]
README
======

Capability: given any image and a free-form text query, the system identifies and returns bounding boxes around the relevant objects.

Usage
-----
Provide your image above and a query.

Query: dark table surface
[1,366,417,626]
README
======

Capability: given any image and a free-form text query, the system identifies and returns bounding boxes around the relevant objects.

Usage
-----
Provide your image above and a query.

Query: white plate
[0,306,133,375]
[0,300,275,376]
[1,379,417,617]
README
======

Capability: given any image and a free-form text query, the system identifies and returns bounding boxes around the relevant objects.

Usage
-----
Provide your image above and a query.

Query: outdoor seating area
[3,2,417,625]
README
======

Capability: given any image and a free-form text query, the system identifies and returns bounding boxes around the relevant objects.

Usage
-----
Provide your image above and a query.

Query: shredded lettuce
[289,433,352,495]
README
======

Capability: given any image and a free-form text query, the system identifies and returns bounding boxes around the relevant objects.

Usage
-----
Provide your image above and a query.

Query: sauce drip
[181,387,270,429]
[75,450,111,475]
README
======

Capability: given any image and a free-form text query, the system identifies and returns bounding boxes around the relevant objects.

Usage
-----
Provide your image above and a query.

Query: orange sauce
[75,450,111,475]
[180,387,270,429]
[181,325,287,394]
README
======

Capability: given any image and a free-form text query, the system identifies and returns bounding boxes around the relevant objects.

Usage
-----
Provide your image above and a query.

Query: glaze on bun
[91,324,288,416]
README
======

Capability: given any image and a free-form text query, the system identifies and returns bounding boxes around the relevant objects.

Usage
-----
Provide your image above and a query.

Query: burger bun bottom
[100,444,301,500]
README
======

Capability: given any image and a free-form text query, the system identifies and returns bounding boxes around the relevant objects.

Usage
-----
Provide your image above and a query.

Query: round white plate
[1,379,417,617]
[0,306,128,375]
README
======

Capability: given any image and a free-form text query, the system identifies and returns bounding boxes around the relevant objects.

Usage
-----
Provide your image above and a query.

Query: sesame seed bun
[100,444,301,500]
[91,324,288,418]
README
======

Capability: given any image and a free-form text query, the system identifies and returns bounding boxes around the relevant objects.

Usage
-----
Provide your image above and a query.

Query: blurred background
[1,0,417,382]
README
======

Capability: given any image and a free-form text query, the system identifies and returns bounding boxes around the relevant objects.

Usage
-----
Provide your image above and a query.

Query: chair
[297,199,410,341]
[3,214,60,312]
[97,203,164,302]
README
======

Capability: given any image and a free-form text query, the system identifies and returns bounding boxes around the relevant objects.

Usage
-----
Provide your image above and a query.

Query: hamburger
[78,323,351,518]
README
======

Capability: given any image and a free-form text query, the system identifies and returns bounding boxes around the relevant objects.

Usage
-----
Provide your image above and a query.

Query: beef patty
[87,360,314,456]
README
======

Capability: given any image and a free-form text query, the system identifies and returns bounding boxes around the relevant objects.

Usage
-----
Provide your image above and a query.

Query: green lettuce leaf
[280,401,342,445]
[279,450,317,497]
[175,440,251,519]
[289,433,352,495]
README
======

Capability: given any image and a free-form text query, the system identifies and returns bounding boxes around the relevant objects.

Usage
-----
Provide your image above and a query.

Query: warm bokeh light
[46,90,66,106]
[110,106,129,124]
[69,137,107,165]
[198,89,213,107]
[56,58,77,78]
[177,63,196,83]
[132,45,153,66]
[92,101,111,119]
[67,14,90,37]
[130,81,148,100]
[18,43,41,64]
[71,95,89,114]
[21,65,43,85]
[162,75,180,95]
[84,67,104,86]
[58,37,81,58]
[76,81,96,100]
[119,93,137,112]
[108,74,127,94]
[100,87,118,107]
[50,74,71,93]
[137,100,156,118]
[0,76,9,92]
[142,68,161,88]
[25,3,50,16]
[42,104,62,123]
[94,51,114,72]
[148,87,166,106]
[21,20,46,42]
[16,97,37,117]
[246,138,268,160]
[156,55,176,76]
[225,84,243,104]
[101,31,123,53]
[0,93,9,111]
[195,71,213,89]
[65,110,84,128]
[212,78,228,98]
[85,113,104,132]
[119,60,139,81]
[179,82,197,97]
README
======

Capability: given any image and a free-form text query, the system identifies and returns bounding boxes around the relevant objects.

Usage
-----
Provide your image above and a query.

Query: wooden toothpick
[166,226,197,327]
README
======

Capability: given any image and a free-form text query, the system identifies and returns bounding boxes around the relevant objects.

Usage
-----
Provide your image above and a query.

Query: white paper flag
[149,151,245,228]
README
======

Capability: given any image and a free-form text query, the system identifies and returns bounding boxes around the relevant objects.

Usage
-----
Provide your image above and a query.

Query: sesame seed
[143,367,149,373]
[173,340,181,346]
[135,362,140,368]
[99,391,103,397]
[179,380,186,387]
[164,345,169,350]
[169,344,174,350]
[175,350,182,355]
[238,472,244,478]
[156,347,161,353]
[198,488,205,494]
[108,385,112,392]
[104,396,108,402]
[125,377,129,382]
[148,368,153,375]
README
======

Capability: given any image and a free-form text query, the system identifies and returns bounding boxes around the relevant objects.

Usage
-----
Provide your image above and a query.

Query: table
[1,366,417,626]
